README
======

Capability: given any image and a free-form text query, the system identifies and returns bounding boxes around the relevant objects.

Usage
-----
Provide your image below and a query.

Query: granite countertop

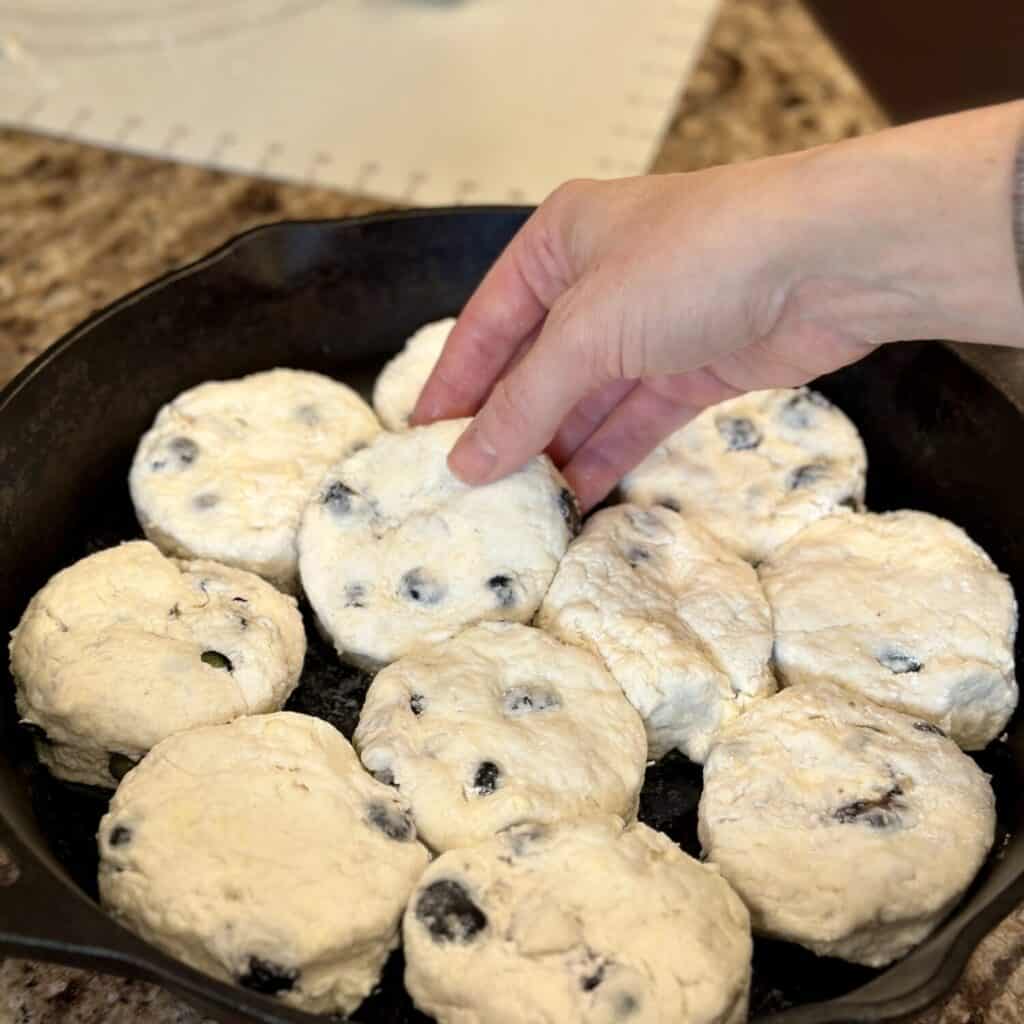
[1,0,1022,1021]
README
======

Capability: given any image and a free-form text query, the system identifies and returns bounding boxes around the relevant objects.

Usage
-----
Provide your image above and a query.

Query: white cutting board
[0,0,718,204]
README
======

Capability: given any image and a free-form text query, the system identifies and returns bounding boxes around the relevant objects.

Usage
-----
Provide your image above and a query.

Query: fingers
[546,379,637,465]
[446,284,605,484]
[412,183,594,425]
[560,374,722,511]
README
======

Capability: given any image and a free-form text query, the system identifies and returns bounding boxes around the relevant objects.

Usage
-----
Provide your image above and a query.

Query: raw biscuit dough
[620,388,867,563]
[403,817,752,1024]
[298,419,579,668]
[373,317,454,430]
[699,683,996,966]
[354,621,647,851]
[10,541,305,788]
[99,712,430,1016]
[130,368,381,592]
[760,509,1018,749]
[539,504,775,762]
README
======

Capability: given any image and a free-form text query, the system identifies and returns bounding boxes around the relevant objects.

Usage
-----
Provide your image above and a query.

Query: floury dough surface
[620,388,867,563]
[538,505,775,762]
[699,683,996,966]
[9,541,305,788]
[130,368,381,592]
[372,318,454,430]
[403,817,752,1024]
[298,419,578,668]
[760,510,1018,749]
[354,622,647,851]
[98,713,430,1016]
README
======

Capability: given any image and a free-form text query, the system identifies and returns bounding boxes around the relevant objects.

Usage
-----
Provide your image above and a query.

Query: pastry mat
[0,0,719,204]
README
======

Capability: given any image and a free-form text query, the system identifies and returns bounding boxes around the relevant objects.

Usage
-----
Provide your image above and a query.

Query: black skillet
[0,208,1023,1024]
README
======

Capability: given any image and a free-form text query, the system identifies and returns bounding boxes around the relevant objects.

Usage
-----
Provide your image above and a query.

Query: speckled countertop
[1,1,1023,1021]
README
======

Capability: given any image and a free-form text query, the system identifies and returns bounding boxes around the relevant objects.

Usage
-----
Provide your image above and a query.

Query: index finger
[411,194,583,424]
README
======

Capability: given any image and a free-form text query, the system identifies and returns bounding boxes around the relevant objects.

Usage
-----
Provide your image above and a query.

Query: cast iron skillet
[0,208,1023,1024]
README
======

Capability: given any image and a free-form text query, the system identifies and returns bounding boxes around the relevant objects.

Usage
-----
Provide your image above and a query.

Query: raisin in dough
[621,388,867,563]
[99,713,429,1015]
[9,541,305,788]
[699,683,995,966]
[130,368,381,592]
[539,505,775,763]
[299,419,579,668]
[354,622,647,851]
[404,817,751,1024]
[760,510,1018,749]
[373,317,454,430]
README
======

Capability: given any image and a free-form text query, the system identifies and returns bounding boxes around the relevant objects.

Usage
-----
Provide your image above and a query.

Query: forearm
[787,101,1024,348]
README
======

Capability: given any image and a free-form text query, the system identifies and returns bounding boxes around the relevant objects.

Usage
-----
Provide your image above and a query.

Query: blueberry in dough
[487,575,517,608]
[877,649,923,674]
[344,583,367,608]
[473,761,501,795]
[415,879,488,943]
[779,391,830,429]
[239,956,299,995]
[626,546,650,568]
[108,825,132,846]
[367,802,415,842]
[716,416,761,451]
[409,693,426,716]
[193,492,220,510]
[834,785,905,828]
[323,481,356,514]
[558,488,582,537]
[151,436,199,471]
[502,687,560,715]
[399,569,446,606]
[581,961,606,991]
[201,650,233,672]
[788,462,829,490]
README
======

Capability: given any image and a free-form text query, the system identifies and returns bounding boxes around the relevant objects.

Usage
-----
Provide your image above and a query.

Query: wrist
[785,103,1024,349]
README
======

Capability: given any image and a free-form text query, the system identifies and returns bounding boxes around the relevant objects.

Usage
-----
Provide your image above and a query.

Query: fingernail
[448,428,498,484]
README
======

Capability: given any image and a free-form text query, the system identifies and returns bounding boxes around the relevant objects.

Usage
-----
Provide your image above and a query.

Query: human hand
[413,104,1024,510]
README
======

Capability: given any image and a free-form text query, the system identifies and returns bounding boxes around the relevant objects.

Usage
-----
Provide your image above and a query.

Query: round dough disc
[699,682,996,966]
[10,541,305,787]
[760,509,1018,748]
[130,368,381,592]
[298,419,578,668]
[621,388,867,563]
[403,817,752,1024]
[99,712,430,1015]
[539,504,775,762]
[373,318,454,430]
[354,621,647,851]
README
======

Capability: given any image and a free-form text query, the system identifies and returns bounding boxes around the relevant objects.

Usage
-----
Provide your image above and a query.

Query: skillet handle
[0,816,157,973]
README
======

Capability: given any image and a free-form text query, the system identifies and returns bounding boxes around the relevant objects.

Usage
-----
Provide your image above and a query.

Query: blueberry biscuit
[353,622,647,851]
[130,368,381,592]
[699,683,995,966]
[620,388,867,563]
[99,712,429,1015]
[403,817,752,1024]
[9,541,305,788]
[760,510,1018,748]
[539,505,775,763]
[373,317,454,430]
[298,419,579,668]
